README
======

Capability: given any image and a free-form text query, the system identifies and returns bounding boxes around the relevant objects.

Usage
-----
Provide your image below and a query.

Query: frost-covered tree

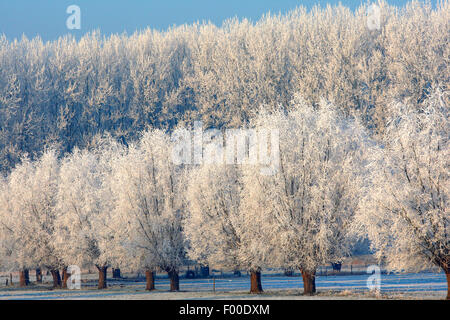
[1,1,448,172]
[241,96,368,295]
[356,90,449,299]
[55,138,124,289]
[111,130,186,291]
[184,163,269,293]
[0,149,63,287]
[0,174,15,281]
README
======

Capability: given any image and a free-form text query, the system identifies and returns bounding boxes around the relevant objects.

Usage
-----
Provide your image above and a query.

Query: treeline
[0,90,448,297]
[0,1,448,172]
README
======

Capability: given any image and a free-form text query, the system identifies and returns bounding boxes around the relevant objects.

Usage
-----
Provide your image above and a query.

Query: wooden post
[36,268,42,283]
[112,268,121,279]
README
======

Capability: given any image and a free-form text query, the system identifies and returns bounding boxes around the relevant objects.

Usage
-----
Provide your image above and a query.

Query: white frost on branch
[355,90,449,273]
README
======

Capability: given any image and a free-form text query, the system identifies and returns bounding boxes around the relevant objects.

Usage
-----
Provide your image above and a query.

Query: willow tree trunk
[97,266,108,289]
[168,270,179,292]
[50,269,61,288]
[250,270,263,294]
[444,267,449,300]
[145,270,155,291]
[19,270,30,287]
[301,269,316,295]
[62,267,70,289]
[35,268,42,283]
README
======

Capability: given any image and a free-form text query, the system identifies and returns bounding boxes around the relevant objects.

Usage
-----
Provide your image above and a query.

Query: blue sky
[0,0,412,41]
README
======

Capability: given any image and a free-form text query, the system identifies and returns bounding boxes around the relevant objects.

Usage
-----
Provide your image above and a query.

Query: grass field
[0,271,446,300]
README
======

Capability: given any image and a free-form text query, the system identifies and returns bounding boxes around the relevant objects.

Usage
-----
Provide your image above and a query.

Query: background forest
[0,1,448,172]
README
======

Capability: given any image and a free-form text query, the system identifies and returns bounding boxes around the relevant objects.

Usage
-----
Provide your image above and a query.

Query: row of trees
[0,91,448,297]
[0,1,448,172]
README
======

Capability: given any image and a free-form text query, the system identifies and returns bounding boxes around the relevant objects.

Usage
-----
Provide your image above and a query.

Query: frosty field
[0,272,446,300]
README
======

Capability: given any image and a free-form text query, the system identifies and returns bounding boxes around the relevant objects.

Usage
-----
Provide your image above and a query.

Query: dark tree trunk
[50,269,61,288]
[250,270,263,294]
[301,269,316,295]
[145,270,155,291]
[168,270,179,292]
[35,268,42,283]
[19,269,30,287]
[444,267,449,300]
[62,267,70,289]
[97,266,108,289]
